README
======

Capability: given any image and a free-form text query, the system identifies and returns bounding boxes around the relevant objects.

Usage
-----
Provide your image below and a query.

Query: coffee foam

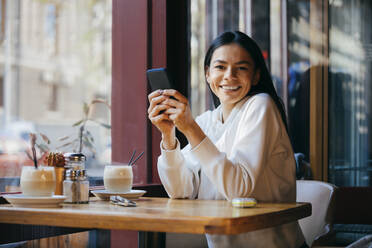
[21,167,55,181]
[104,166,132,178]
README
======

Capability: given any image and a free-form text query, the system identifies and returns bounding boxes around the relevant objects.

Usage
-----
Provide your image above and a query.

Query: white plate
[3,195,66,208]
[91,189,146,200]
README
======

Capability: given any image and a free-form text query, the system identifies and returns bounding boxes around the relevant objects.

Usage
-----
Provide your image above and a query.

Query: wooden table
[0,197,311,247]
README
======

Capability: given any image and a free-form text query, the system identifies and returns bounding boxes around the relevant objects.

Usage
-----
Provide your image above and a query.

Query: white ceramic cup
[103,165,133,193]
[20,166,56,197]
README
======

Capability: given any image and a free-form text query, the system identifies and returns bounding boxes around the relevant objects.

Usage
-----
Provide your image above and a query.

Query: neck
[221,104,234,123]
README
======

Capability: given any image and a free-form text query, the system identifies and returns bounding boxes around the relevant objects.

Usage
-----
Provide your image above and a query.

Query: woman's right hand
[148,90,176,149]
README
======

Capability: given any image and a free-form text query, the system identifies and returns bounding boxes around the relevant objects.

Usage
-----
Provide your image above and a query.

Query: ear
[253,69,260,85]
[205,66,211,84]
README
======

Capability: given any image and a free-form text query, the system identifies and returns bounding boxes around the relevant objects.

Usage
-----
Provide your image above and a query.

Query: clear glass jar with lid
[78,169,89,204]
[63,169,89,204]
[64,153,86,170]
[63,169,79,203]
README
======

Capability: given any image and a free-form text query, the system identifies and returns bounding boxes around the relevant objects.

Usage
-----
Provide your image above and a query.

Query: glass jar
[78,169,89,204]
[63,169,79,203]
[64,153,86,170]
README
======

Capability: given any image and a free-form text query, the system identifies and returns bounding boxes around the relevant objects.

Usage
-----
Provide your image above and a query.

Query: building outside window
[0,0,112,191]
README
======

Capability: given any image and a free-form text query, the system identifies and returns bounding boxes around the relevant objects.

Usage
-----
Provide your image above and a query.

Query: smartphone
[146,68,174,92]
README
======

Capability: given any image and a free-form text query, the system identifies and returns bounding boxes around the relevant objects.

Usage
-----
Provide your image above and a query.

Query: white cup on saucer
[20,166,56,197]
[103,164,133,193]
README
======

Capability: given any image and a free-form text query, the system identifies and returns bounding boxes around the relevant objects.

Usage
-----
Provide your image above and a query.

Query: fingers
[148,104,170,118]
[162,97,186,110]
[163,102,187,124]
[161,89,188,104]
[148,93,168,114]
[148,104,171,123]
[148,90,163,101]
[149,113,171,125]
[148,89,192,132]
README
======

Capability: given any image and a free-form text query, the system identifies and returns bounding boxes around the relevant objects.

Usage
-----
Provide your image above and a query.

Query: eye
[238,67,248,71]
[214,65,225,70]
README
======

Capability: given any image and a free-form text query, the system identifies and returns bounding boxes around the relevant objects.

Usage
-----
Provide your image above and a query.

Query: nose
[223,67,237,81]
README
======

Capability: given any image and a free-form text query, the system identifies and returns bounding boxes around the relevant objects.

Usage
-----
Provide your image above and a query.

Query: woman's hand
[148,90,176,149]
[161,90,206,147]
[160,90,194,133]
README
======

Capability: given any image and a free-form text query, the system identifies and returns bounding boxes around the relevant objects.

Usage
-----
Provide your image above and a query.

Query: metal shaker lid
[78,169,88,180]
[64,153,86,162]
[65,169,78,180]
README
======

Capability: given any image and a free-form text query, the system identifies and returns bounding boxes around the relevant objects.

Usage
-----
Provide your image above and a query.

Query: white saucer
[3,195,66,208]
[91,189,146,200]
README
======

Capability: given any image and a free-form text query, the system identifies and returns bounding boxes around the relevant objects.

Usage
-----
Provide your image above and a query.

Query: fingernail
[159,90,163,95]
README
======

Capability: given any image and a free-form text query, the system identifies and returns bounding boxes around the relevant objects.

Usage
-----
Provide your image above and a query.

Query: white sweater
[157,93,305,248]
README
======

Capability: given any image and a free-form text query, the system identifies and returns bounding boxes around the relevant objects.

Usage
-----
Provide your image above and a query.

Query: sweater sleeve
[191,95,284,200]
[157,139,200,199]
[156,111,213,199]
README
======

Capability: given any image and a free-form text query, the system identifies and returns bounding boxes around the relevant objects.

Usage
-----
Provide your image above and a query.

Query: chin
[220,98,240,106]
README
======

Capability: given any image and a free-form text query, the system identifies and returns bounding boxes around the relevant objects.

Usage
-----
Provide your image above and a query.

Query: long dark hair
[204,31,288,132]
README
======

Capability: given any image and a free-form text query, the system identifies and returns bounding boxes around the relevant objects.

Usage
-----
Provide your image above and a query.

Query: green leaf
[56,142,73,149]
[92,120,111,129]
[36,143,49,152]
[72,119,84,127]
[39,133,51,144]
[86,130,95,143]
[58,135,70,141]
[83,102,89,116]
[100,122,111,129]
[83,138,94,148]
[84,142,96,155]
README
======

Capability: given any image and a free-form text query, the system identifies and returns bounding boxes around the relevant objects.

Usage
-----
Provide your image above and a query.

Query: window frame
[111,0,189,185]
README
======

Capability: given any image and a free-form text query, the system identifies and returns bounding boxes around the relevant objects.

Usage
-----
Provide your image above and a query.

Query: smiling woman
[148,31,307,248]
[205,43,260,121]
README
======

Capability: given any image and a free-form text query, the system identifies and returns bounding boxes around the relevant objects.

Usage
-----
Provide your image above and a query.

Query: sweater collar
[214,96,250,125]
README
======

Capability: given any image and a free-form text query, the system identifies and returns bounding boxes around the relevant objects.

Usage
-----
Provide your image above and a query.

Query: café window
[328,0,372,186]
[0,0,112,192]
[191,0,372,187]
[190,0,271,116]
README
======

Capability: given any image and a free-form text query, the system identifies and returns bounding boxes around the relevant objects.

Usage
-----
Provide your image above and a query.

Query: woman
[148,31,306,248]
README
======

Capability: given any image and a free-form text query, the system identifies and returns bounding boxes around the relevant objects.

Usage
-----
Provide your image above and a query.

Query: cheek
[209,72,223,83]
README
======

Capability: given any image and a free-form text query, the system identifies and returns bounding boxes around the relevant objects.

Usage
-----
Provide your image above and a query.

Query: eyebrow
[212,59,253,65]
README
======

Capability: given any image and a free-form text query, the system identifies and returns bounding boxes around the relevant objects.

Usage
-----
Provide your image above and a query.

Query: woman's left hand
[162,89,206,148]
[161,89,195,134]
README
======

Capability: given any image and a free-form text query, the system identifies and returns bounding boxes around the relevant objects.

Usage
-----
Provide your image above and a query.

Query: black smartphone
[146,68,174,91]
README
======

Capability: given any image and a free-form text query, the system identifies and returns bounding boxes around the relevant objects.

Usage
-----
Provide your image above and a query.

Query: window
[286,0,311,160]
[328,0,372,186]
[190,0,269,116]
[191,0,372,187]
[0,0,112,191]
[190,0,270,116]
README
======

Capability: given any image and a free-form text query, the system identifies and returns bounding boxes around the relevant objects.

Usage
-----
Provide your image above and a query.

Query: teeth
[221,85,239,90]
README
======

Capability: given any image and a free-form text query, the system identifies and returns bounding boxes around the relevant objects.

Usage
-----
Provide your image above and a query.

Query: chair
[296,180,336,247]
[328,187,372,247]
[346,234,372,248]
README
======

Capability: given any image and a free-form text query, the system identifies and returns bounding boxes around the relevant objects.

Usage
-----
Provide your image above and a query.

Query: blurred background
[1,0,371,189]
